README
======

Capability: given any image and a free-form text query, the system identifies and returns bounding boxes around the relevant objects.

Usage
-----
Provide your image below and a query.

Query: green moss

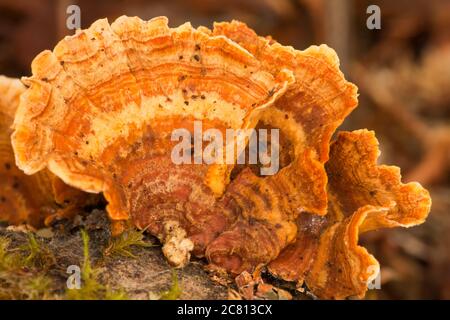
[159,269,182,300]
[20,233,55,270]
[0,236,22,271]
[81,229,92,279]
[0,236,55,299]
[26,274,54,300]
[0,272,54,300]
[104,228,154,258]
[66,229,128,300]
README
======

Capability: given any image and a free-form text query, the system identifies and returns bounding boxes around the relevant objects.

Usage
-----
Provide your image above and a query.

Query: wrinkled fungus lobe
[11,17,431,299]
[0,76,89,226]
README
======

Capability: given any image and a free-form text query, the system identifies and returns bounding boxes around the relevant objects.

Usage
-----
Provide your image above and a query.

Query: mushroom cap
[205,20,358,273]
[0,76,90,226]
[11,16,293,263]
[212,20,358,215]
[268,130,431,299]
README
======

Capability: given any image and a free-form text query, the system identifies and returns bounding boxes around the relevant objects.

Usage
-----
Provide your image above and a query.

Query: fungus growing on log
[10,17,431,299]
[11,16,293,266]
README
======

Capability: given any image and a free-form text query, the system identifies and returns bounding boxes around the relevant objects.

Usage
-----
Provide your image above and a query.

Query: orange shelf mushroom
[268,130,430,299]
[205,21,358,273]
[11,17,431,299]
[0,75,96,227]
[12,16,293,266]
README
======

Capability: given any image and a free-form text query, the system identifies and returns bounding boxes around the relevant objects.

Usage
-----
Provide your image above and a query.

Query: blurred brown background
[0,0,449,299]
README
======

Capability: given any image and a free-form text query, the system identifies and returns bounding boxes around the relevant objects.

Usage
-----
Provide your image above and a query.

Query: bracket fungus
[0,76,92,227]
[10,17,431,299]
